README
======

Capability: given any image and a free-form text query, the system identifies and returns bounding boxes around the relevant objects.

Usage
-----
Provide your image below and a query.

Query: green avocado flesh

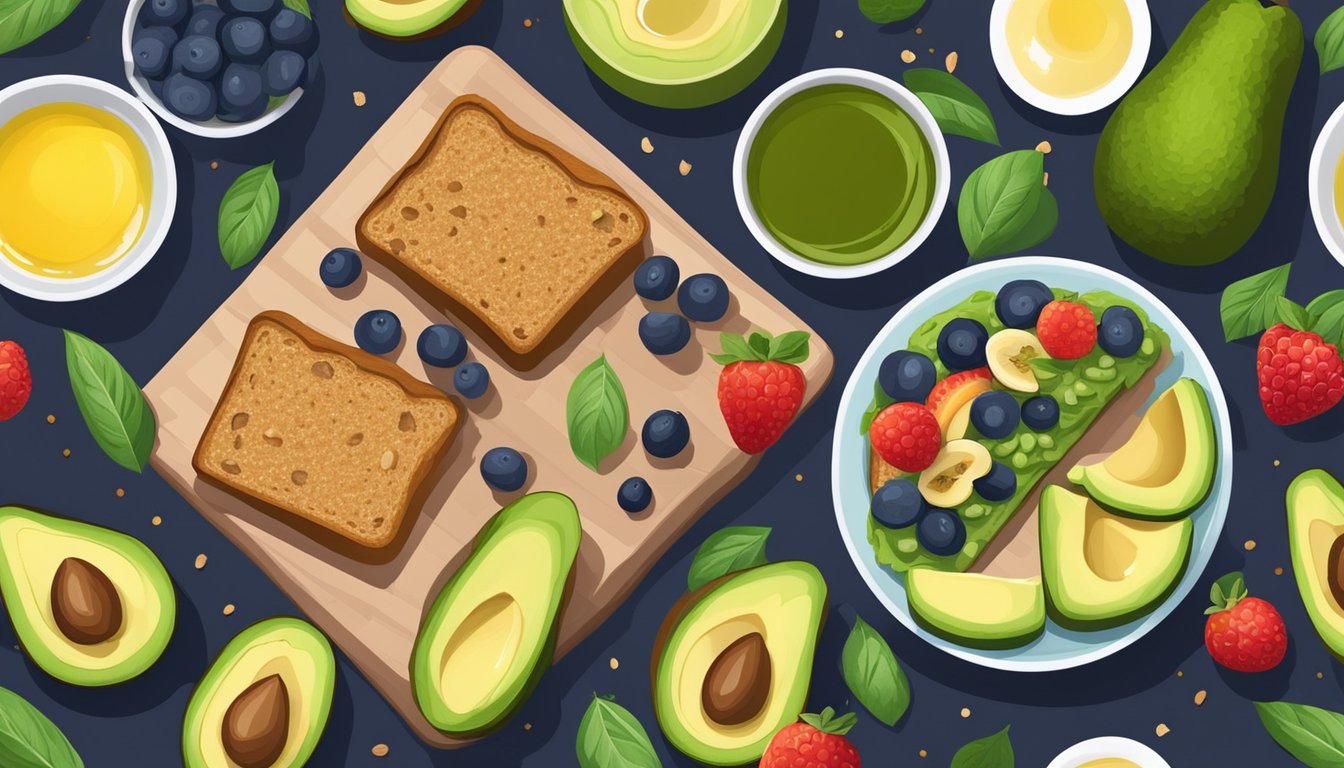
[1287,469,1344,660]
[410,492,582,737]
[747,84,937,267]
[0,505,175,686]
[865,289,1168,573]
[907,569,1045,650]
[182,617,335,768]
[345,0,472,38]
[652,561,826,767]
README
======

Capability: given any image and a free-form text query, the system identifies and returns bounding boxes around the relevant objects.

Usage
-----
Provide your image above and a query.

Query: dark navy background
[2,0,1343,764]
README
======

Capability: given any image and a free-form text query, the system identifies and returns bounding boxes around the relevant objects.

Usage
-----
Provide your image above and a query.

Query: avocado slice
[1067,378,1216,520]
[651,561,826,767]
[1287,469,1344,660]
[563,0,787,109]
[907,569,1045,650]
[410,491,582,737]
[1040,486,1192,630]
[182,616,335,768]
[345,0,475,39]
[0,505,175,686]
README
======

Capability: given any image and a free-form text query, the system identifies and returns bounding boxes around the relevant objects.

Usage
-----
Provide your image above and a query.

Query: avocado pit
[51,557,122,645]
[701,632,770,726]
[1328,534,1344,611]
[222,673,290,768]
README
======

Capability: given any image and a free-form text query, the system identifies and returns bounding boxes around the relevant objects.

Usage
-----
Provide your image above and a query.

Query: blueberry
[259,50,305,96]
[878,350,937,403]
[1021,395,1060,431]
[417,324,468,368]
[354,309,401,355]
[162,74,217,121]
[638,312,691,356]
[677,273,729,322]
[937,318,989,370]
[454,362,489,399]
[318,248,361,288]
[617,477,653,513]
[220,0,280,20]
[917,509,966,557]
[969,391,1021,440]
[973,462,1018,502]
[140,0,188,28]
[269,7,317,56]
[1098,306,1144,358]
[995,279,1054,329]
[221,16,271,64]
[185,5,224,37]
[871,478,926,529]
[642,409,690,459]
[217,63,266,120]
[480,447,528,492]
[172,35,222,79]
[132,27,177,79]
[634,255,680,301]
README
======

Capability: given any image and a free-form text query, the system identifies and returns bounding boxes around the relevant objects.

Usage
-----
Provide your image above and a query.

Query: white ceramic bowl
[1309,100,1344,269]
[989,0,1151,116]
[122,0,302,138]
[1047,737,1171,768]
[732,68,951,280]
[0,75,177,302]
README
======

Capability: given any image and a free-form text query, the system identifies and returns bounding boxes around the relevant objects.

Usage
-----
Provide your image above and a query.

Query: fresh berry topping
[320,247,362,288]
[1098,305,1144,358]
[1021,395,1060,431]
[678,273,730,322]
[995,279,1054,329]
[973,461,1017,501]
[713,331,809,454]
[871,478,927,529]
[417,324,468,368]
[924,367,992,434]
[878,350,937,403]
[633,255,680,301]
[869,402,941,472]
[454,362,489,399]
[917,508,966,556]
[638,312,691,356]
[937,318,990,370]
[1203,572,1287,673]
[617,477,653,513]
[1257,323,1344,425]
[0,341,33,421]
[1036,300,1097,359]
[480,447,528,492]
[969,390,1021,440]
[759,707,860,768]
[354,309,401,355]
[642,409,690,459]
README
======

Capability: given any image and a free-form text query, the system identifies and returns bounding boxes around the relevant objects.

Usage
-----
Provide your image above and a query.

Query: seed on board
[381,450,397,470]
[960,707,971,718]
[1036,140,1053,154]
[609,657,619,670]
[372,743,390,757]
[1274,459,1281,467]
[901,49,916,63]
[115,488,125,498]
[1245,540,1257,551]
[1194,689,1207,706]
[524,723,533,731]
[151,515,162,526]
[795,473,803,482]
[46,414,55,424]
[835,29,844,39]
[353,91,367,107]
[195,554,208,570]
[522,18,532,28]
[1155,723,1170,737]
[945,52,958,73]
[679,160,693,176]
[641,136,654,154]
[223,603,236,616]
[62,448,71,458]
[919,749,928,758]
[1275,566,1284,576]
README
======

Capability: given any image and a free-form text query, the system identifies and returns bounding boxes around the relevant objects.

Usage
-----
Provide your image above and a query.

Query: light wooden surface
[145,46,834,748]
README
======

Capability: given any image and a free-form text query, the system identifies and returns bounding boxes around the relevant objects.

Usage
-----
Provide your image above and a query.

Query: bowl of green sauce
[734,68,949,278]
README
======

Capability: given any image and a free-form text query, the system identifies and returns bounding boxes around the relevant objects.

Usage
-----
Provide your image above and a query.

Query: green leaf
[1255,701,1344,767]
[686,526,770,591]
[1219,263,1291,341]
[0,0,81,55]
[1276,297,1311,331]
[566,355,629,472]
[281,0,310,17]
[958,150,1055,260]
[767,331,811,364]
[747,332,771,359]
[218,162,280,270]
[1315,302,1344,349]
[903,68,999,145]
[858,0,925,24]
[1317,6,1344,75]
[951,725,1014,768]
[63,331,155,473]
[971,185,1056,262]
[1306,290,1344,323]
[575,696,661,768]
[710,332,760,365]
[0,686,83,768]
[1206,571,1246,614]
[841,616,910,726]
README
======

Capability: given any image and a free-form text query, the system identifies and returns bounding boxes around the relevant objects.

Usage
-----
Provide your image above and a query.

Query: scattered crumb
[959,707,971,718]
[835,29,844,39]
[1176,670,1183,678]
[918,749,927,758]
[371,743,389,757]
[46,414,55,424]
[641,136,654,154]
[928,47,935,54]
[195,554,208,570]
[1155,723,1170,737]
[795,473,803,482]
[523,18,532,27]
[679,160,692,176]
[915,27,923,35]
[62,448,71,458]
[115,488,125,498]
[609,657,619,670]
[1274,459,1281,467]
[222,604,236,616]
[1275,566,1284,576]
[151,515,162,526]
[1245,539,1257,551]
[1319,672,1325,679]
[210,161,219,170]
[523,723,532,731]
[1194,689,1207,706]
[353,91,367,107]
[901,49,916,64]
[1036,140,1053,154]
[945,52,958,73]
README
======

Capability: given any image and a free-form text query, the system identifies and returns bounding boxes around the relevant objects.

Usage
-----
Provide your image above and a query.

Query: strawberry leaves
[1205,571,1247,615]
[1220,264,1344,346]
[798,707,858,736]
[711,330,809,365]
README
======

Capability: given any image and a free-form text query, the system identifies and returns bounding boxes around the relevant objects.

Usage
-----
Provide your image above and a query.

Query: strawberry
[1257,322,1344,426]
[869,401,941,472]
[759,707,860,768]
[1204,571,1287,673]
[712,330,809,454]
[0,341,32,421]
[924,367,991,434]
[1035,299,1096,359]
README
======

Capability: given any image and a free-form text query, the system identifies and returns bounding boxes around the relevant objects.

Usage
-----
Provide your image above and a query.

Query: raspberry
[1257,323,1344,425]
[0,341,32,421]
[869,402,941,472]
[1036,300,1097,359]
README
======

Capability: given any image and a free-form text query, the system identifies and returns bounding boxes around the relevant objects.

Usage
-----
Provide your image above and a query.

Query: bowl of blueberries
[122,0,319,138]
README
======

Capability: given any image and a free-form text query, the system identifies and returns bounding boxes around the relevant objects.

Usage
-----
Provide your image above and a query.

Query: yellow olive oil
[1334,151,1344,228]
[1077,759,1141,768]
[1006,0,1134,98]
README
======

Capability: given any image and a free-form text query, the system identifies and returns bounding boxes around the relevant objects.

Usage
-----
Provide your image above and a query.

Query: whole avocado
[1093,0,1302,265]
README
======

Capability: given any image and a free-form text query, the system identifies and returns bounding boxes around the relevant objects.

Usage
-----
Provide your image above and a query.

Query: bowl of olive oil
[1309,99,1344,271]
[0,75,176,302]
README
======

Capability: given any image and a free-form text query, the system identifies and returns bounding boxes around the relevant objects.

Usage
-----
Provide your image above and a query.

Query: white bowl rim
[0,74,177,303]
[1046,736,1172,768]
[121,0,302,139]
[732,67,951,280]
[1308,100,1344,270]
[988,0,1152,117]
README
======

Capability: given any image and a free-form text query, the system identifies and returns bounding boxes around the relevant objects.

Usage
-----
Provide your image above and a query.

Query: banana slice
[918,439,992,508]
[987,329,1049,393]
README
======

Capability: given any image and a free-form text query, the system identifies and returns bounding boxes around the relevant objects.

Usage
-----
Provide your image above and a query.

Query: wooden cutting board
[145,46,833,748]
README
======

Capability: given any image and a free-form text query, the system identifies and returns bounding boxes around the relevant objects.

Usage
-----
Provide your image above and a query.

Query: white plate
[0,75,177,302]
[1047,736,1172,768]
[831,257,1232,672]
[1309,100,1344,270]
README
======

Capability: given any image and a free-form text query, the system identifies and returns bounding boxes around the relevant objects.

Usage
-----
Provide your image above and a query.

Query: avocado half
[907,569,1045,650]
[1287,469,1344,660]
[563,0,788,109]
[410,491,582,738]
[651,561,826,767]
[182,616,336,768]
[345,0,476,39]
[0,505,176,686]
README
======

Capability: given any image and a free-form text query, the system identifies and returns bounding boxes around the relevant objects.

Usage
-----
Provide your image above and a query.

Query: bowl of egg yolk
[989,0,1151,116]
[1308,100,1344,270]
[0,75,176,302]
[1046,737,1171,768]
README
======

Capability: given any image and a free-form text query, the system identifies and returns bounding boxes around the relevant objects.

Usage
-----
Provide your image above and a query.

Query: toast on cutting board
[193,311,461,558]
[355,94,649,371]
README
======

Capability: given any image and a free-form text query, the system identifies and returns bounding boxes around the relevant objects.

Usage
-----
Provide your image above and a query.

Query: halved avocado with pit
[1287,469,1344,660]
[907,569,1044,650]
[0,505,176,686]
[345,0,475,39]
[651,560,826,767]
[410,491,582,738]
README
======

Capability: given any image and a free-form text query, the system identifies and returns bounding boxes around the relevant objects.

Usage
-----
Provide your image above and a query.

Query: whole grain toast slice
[355,94,649,371]
[193,311,460,557]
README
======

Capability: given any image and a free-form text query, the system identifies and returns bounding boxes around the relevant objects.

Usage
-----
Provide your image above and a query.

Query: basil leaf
[860,379,895,435]
[841,616,910,726]
[1318,6,1344,75]
[904,68,999,145]
[282,0,310,17]
[748,332,771,359]
[576,696,662,768]
[859,0,925,24]
[976,185,1056,262]
[767,331,810,364]
[64,331,155,473]
[952,725,1014,768]
[1256,701,1344,767]
[0,686,83,768]
[1276,297,1310,331]
[1307,290,1344,325]
[958,150,1055,260]
[1315,302,1344,348]
[1219,263,1291,341]
[218,162,280,270]
[566,355,629,472]
[687,526,770,591]
[0,0,81,55]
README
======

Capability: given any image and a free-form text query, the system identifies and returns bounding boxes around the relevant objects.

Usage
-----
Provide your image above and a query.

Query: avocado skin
[1094,0,1302,265]
[1286,469,1344,661]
